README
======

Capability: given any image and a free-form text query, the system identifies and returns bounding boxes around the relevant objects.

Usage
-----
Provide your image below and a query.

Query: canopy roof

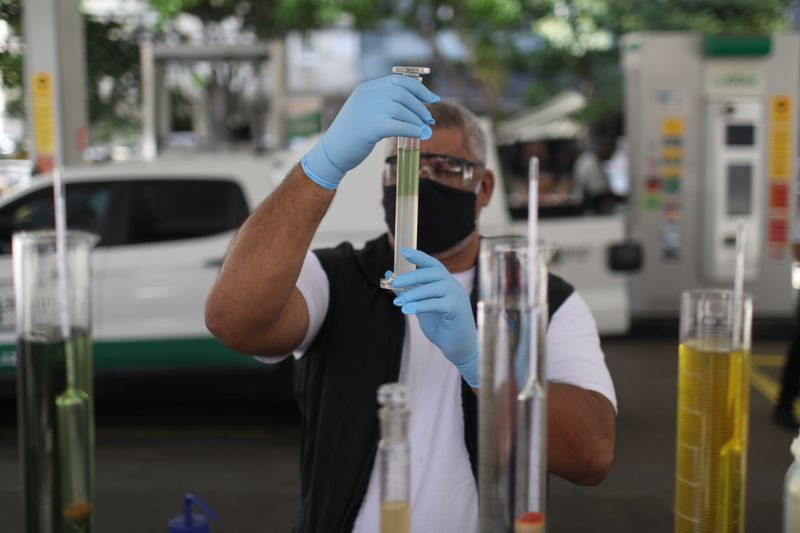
[496,90,586,145]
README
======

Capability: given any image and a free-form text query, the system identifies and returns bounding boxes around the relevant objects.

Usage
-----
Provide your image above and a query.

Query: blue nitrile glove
[389,248,479,388]
[301,74,440,190]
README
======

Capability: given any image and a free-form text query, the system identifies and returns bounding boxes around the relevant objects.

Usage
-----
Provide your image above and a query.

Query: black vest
[293,234,573,533]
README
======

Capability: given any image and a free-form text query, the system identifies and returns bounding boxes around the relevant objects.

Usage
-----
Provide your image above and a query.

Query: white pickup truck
[0,131,630,377]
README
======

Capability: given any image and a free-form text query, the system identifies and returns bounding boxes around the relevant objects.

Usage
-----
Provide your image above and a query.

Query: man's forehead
[385,127,474,160]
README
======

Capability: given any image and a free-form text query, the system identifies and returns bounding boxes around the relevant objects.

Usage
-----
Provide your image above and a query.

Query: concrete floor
[0,338,797,532]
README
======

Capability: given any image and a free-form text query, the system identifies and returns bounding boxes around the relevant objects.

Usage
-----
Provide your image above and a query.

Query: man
[205,74,616,532]
[573,137,611,211]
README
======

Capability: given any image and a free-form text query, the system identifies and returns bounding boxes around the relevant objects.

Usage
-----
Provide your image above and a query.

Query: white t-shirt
[260,252,617,533]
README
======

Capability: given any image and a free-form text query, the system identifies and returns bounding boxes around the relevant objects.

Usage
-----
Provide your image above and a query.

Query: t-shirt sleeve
[545,291,618,413]
[255,251,330,364]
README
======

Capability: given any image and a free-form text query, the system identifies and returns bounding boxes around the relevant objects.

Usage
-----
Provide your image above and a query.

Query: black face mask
[383,179,477,255]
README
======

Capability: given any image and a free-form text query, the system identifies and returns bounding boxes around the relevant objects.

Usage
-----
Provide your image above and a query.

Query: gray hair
[427,101,487,164]
[383,101,487,164]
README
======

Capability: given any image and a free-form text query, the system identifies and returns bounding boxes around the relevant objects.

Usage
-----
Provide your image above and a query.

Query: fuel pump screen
[727,164,752,215]
[726,125,755,146]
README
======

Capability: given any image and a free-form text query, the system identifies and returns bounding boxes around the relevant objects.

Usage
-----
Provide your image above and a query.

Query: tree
[349,0,549,116]
[145,0,549,116]
[0,1,145,144]
[526,0,793,140]
[0,0,24,119]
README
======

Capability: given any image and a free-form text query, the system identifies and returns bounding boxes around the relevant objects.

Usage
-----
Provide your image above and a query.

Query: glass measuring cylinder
[378,383,410,533]
[14,230,98,533]
[380,66,431,292]
[675,289,752,533]
[783,431,800,533]
[478,236,552,533]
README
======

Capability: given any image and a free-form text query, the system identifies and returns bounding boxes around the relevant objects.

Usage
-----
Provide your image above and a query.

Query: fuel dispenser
[622,33,800,320]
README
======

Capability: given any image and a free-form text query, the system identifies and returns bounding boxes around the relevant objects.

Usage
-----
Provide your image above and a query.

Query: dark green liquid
[16,330,93,533]
[396,148,420,197]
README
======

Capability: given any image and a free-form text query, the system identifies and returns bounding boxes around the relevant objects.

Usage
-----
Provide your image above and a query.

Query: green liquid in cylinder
[17,329,94,533]
[396,148,420,197]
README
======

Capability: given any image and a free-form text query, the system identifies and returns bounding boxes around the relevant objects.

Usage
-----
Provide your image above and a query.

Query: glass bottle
[378,383,410,533]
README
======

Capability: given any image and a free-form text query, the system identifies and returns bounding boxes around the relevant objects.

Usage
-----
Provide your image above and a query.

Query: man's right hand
[301,74,440,190]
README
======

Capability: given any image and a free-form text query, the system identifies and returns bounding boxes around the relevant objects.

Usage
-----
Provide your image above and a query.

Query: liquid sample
[380,500,410,533]
[17,330,94,533]
[674,340,749,533]
[393,147,420,279]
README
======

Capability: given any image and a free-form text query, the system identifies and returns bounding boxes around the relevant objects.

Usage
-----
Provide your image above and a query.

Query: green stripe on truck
[0,336,263,376]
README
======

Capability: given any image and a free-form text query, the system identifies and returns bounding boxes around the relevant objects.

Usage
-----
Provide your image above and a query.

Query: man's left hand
[389,248,479,388]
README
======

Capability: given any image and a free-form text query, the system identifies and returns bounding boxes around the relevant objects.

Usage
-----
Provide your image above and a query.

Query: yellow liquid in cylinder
[381,501,410,533]
[675,341,750,533]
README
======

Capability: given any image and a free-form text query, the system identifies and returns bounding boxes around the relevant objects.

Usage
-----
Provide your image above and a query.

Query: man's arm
[547,383,616,485]
[205,165,333,356]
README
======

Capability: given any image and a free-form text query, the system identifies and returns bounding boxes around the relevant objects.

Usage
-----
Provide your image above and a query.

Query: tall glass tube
[674,289,752,533]
[14,230,98,533]
[378,383,410,533]
[478,236,551,533]
[380,65,430,292]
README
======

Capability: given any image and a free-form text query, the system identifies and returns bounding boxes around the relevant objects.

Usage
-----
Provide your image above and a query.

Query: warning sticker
[661,117,684,137]
[770,183,789,211]
[769,95,792,182]
[32,72,55,171]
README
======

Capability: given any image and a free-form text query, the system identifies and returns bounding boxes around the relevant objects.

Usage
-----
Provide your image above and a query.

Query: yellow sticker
[661,147,683,161]
[661,164,682,179]
[661,117,684,137]
[770,95,792,182]
[772,95,792,123]
[32,72,54,155]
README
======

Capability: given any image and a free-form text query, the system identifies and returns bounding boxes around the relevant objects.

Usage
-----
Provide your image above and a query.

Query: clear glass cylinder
[380,65,430,292]
[378,383,410,533]
[478,236,551,533]
[675,289,752,533]
[784,434,800,533]
[14,230,98,533]
[390,135,420,281]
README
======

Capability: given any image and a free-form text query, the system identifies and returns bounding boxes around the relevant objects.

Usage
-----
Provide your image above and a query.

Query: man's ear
[477,168,495,209]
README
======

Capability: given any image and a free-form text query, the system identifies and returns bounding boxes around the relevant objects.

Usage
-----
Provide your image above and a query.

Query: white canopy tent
[496,90,587,145]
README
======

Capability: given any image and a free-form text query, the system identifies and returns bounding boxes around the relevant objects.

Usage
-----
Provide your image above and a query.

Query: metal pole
[22,0,88,171]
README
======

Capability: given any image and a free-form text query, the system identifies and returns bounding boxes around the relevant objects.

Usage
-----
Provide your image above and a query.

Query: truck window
[0,183,114,254]
[124,180,248,245]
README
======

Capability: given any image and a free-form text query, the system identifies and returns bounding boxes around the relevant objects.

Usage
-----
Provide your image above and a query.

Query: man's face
[386,127,494,217]
[383,126,495,261]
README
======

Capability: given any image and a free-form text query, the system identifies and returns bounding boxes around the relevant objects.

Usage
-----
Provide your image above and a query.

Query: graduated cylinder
[14,230,98,533]
[380,65,430,292]
[478,236,550,533]
[674,289,752,533]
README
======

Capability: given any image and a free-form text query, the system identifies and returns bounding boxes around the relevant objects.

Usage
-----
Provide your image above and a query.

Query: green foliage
[148,0,343,36]
[0,0,142,141]
[1,0,23,120]
[609,0,791,35]
[0,47,22,95]
[0,0,21,33]
[2,0,793,145]
[525,0,793,138]
[84,18,142,137]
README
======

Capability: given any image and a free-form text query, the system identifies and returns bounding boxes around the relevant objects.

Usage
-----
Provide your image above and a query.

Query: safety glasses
[383,152,484,192]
